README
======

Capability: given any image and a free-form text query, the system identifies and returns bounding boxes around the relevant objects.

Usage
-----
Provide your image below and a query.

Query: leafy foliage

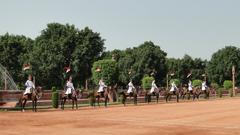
[208,46,240,85]
[166,55,207,85]
[169,79,180,87]
[28,23,104,89]
[52,86,57,92]
[0,33,33,88]
[223,80,233,89]
[210,83,219,89]
[192,80,202,87]
[113,41,167,86]
[52,91,59,108]
[217,88,224,98]
[141,76,154,90]
[92,60,117,86]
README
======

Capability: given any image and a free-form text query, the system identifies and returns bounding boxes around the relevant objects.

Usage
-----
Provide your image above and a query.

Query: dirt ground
[1,98,240,135]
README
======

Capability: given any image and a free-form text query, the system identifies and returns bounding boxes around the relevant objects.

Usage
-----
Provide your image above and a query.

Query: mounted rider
[127,80,135,96]
[170,81,178,94]
[150,80,159,94]
[24,75,35,98]
[201,81,207,91]
[188,80,193,93]
[98,78,107,97]
[65,76,75,99]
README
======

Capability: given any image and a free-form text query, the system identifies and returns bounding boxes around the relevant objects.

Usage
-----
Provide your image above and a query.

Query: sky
[0,0,240,60]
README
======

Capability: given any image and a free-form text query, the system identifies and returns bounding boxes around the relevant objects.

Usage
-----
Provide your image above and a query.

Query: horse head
[35,86,43,99]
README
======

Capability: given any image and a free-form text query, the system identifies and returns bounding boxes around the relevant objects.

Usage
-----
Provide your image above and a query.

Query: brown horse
[165,89,180,103]
[145,88,160,104]
[120,88,138,106]
[19,86,43,112]
[60,89,80,110]
[193,86,211,100]
[95,87,109,107]
[179,86,188,100]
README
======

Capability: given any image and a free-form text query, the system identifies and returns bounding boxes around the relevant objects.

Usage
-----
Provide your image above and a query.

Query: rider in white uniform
[150,80,158,94]
[98,79,107,93]
[65,76,75,95]
[202,81,207,91]
[127,80,135,94]
[188,80,193,91]
[170,81,178,92]
[24,75,35,95]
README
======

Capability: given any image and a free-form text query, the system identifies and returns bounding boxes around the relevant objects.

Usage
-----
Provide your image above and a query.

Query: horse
[119,88,138,106]
[193,86,211,100]
[60,89,81,110]
[95,87,109,107]
[165,88,180,103]
[179,86,188,100]
[19,86,43,112]
[145,88,160,104]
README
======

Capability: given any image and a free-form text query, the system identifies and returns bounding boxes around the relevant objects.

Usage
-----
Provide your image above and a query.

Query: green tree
[0,33,33,87]
[71,27,105,86]
[29,23,105,89]
[117,41,167,86]
[92,60,117,86]
[166,55,207,85]
[192,80,202,87]
[207,46,240,85]
[141,76,154,90]
[170,79,181,87]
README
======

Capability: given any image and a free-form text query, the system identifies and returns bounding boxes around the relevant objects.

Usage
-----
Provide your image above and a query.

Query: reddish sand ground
[0,98,240,135]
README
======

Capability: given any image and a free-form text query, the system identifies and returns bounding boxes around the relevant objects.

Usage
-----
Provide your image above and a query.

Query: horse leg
[176,93,179,103]
[197,92,201,100]
[97,96,100,107]
[22,98,27,112]
[60,98,63,110]
[104,96,108,107]
[19,98,23,112]
[62,98,66,110]
[169,94,172,101]
[165,93,169,102]
[156,94,159,103]
[34,99,37,112]
[60,98,63,109]
[72,99,74,109]
[76,98,78,109]
[188,92,191,100]
[123,94,126,106]
[134,94,137,105]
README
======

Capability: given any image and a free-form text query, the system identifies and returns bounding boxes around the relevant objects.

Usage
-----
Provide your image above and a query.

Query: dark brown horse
[179,86,188,100]
[60,89,80,110]
[193,86,211,100]
[145,88,160,104]
[19,86,43,112]
[120,88,138,106]
[95,87,109,107]
[165,89,180,103]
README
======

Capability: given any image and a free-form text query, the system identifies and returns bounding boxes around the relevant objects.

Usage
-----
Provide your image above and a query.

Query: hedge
[141,76,154,90]
[169,79,180,87]
[192,80,202,87]
[52,86,59,108]
[223,80,233,89]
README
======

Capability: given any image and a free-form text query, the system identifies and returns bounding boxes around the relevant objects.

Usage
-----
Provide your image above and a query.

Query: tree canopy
[28,23,105,89]
[207,46,240,85]
[0,22,239,90]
